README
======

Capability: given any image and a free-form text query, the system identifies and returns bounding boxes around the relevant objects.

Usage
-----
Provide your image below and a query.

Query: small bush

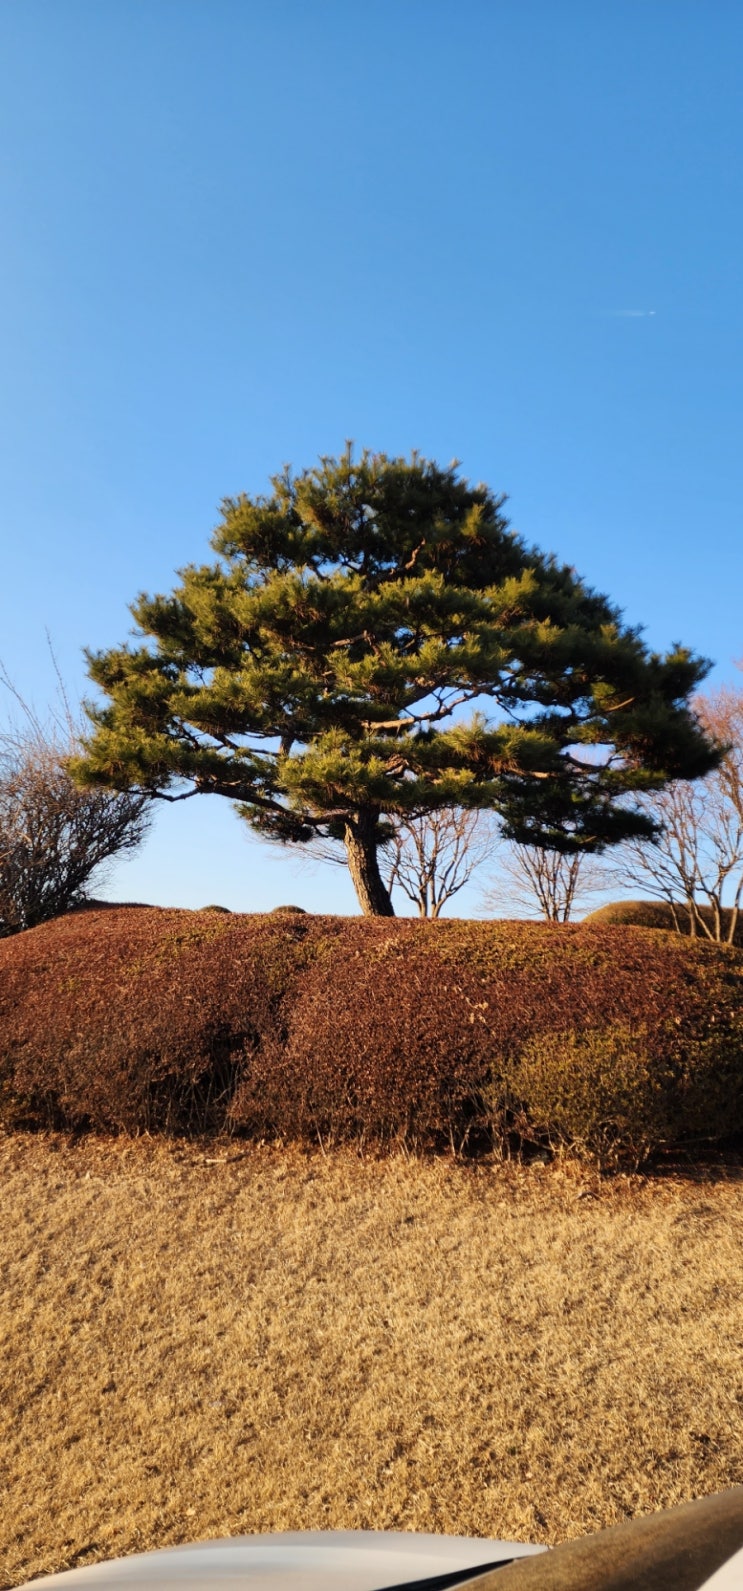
[509,1019,743,1169]
[508,1027,676,1169]
[0,726,150,937]
[585,899,743,946]
[231,925,494,1149]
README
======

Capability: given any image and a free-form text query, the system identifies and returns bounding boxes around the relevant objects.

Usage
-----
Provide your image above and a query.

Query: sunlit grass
[2,1134,743,1587]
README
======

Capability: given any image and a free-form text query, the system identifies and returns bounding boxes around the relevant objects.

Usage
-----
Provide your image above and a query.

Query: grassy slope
[1,1136,743,1587]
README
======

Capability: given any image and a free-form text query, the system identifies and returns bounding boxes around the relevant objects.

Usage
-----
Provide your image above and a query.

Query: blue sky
[1,0,741,915]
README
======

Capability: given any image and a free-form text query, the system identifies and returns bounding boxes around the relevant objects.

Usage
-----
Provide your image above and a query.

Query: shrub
[231,922,495,1149]
[509,1018,743,1169]
[509,1026,678,1170]
[231,918,743,1159]
[0,909,741,1165]
[0,907,319,1134]
[0,723,150,937]
[585,899,743,945]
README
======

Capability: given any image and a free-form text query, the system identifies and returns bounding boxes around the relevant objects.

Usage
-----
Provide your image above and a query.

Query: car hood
[21,1530,546,1589]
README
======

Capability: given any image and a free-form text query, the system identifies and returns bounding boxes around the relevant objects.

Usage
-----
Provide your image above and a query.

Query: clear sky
[1,0,741,916]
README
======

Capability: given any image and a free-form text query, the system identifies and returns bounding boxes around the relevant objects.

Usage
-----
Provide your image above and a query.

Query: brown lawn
[1,1134,743,1588]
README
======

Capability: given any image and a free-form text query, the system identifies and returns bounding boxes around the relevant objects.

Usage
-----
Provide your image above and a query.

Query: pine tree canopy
[73,447,720,915]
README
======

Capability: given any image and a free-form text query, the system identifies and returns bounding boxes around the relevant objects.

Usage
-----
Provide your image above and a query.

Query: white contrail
[607,309,657,318]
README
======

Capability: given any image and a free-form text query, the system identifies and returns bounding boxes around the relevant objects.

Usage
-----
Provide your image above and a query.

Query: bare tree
[483,841,606,922]
[0,671,151,936]
[384,808,496,918]
[301,807,599,922]
[610,681,743,944]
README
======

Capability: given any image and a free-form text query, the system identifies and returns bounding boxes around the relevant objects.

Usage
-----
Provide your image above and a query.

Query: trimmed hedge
[1,907,742,1166]
[585,898,743,946]
[0,908,321,1135]
[510,1024,743,1170]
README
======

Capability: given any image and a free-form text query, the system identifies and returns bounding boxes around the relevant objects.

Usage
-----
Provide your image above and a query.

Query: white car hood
[22,1530,546,1589]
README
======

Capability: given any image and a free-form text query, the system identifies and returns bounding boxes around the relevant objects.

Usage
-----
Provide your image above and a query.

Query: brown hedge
[1,907,742,1164]
[0,907,327,1135]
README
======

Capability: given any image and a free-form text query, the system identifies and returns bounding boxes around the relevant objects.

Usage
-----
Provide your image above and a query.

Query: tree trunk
[344,811,395,916]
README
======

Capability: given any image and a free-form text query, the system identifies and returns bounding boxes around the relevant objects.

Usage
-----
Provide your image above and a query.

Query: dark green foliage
[586,899,743,945]
[72,447,719,915]
[1,908,741,1166]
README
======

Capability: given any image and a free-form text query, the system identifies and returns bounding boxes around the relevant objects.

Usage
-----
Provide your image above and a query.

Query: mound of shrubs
[1,908,742,1168]
[585,898,743,946]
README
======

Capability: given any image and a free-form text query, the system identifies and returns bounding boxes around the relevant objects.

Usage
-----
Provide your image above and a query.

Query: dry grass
[2,1136,743,1587]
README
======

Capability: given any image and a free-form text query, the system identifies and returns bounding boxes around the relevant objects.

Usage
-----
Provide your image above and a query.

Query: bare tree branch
[608,678,743,943]
[483,841,606,922]
[0,679,152,936]
[384,808,497,918]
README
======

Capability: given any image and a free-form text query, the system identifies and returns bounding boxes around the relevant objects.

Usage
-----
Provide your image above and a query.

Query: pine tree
[73,447,719,915]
